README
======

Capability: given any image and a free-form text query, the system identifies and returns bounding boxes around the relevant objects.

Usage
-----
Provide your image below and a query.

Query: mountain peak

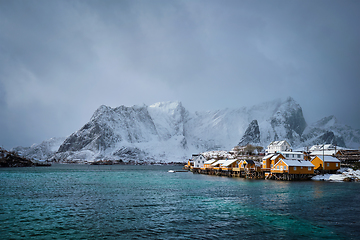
[238,120,260,146]
[286,96,295,103]
[91,105,112,121]
[281,96,300,109]
[313,115,338,128]
[149,101,182,109]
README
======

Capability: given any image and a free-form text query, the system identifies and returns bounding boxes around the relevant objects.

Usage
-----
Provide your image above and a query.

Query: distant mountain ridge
[13,97,360,162]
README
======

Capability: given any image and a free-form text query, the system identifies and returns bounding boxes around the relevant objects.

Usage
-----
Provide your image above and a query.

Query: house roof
[281,151,303,155]
[222,159,238,167]
[263,154,274,160]
[270,153,284,160]
[192,154,205,161]
[211,159,227,166]
[204,159,217,164]
[309,144,335,151]
[276,160,314,167]
[245,160,255,165]
[314,156,340,163]
[309,150,339,156]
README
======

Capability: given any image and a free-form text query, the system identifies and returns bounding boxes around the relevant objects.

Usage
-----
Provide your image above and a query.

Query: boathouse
[311,155,340,173]
[267,159,315,180]
[203,159,217,169]
[262,153,285,171]
[220,159,239,171]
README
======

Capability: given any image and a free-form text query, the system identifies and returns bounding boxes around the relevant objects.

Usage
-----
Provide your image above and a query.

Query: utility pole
[322,143,325,176]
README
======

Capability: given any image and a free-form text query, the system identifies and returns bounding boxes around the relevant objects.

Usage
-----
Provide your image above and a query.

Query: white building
[193,154,206,168]
[266,140,292,153]
[281,151,304,160]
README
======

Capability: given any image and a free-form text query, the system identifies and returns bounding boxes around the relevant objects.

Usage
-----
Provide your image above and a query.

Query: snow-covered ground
[312,168,360,181]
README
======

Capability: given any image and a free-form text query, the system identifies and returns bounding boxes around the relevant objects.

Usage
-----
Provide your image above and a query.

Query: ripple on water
[0,165,358,239]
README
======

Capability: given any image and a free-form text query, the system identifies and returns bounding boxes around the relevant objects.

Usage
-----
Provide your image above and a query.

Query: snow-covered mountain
[301,115,360,149]
[13,97,360,162]
[13,137,65,161]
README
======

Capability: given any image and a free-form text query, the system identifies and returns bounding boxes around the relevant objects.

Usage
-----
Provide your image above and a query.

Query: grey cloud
[0,0,360,149]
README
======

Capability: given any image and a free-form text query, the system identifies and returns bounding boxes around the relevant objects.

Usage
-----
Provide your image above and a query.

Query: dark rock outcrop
[0,147,34,167]
[238,120,260,146]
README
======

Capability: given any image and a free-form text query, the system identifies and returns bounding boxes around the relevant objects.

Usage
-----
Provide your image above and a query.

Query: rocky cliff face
[243,97,307,147]
[238,120,261,146]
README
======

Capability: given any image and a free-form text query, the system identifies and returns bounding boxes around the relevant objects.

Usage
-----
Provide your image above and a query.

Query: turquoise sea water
[1,164,359,239]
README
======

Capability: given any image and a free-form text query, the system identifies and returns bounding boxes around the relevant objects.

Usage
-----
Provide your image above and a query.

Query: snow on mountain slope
[14,97,360,163]
[238,97,306,147]
[54,97,311,162]
[301,115,360,149]
[186,108,249,150]
[12,137,66,160]
[147,101,188,141]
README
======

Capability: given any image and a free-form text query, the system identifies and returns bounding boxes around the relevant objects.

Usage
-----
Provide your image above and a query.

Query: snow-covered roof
[193,154,206,161]
[262,153,283,160]
[271,154,283,160]
[204,159,217,164]
[263,154,274,160]
[222,159,238,167]
[276,160,314,167]
[309,150,339,156]
[314,156,340,163]
[281,151,303,155]
[211,159,227,166]
[309,144,335,151]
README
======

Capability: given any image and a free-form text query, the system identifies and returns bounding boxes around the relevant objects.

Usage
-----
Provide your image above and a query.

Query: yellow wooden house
[271,159,315,175]
[211,159,228,171]
[239,159,262,172]
[220,159,239,171]
[201,159,217,170]
[310,156,340,171]
[262,153,285,171]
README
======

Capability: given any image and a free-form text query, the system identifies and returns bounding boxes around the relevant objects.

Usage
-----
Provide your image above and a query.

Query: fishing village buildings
[185,140,355,181]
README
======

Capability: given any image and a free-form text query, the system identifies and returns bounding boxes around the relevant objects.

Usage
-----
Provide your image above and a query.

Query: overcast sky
[1,0,359,149]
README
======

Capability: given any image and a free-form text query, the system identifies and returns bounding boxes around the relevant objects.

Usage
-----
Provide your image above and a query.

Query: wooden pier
[192,167,265,179]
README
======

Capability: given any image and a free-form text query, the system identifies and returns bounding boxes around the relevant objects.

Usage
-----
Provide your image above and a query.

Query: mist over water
[1,164,359,239]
